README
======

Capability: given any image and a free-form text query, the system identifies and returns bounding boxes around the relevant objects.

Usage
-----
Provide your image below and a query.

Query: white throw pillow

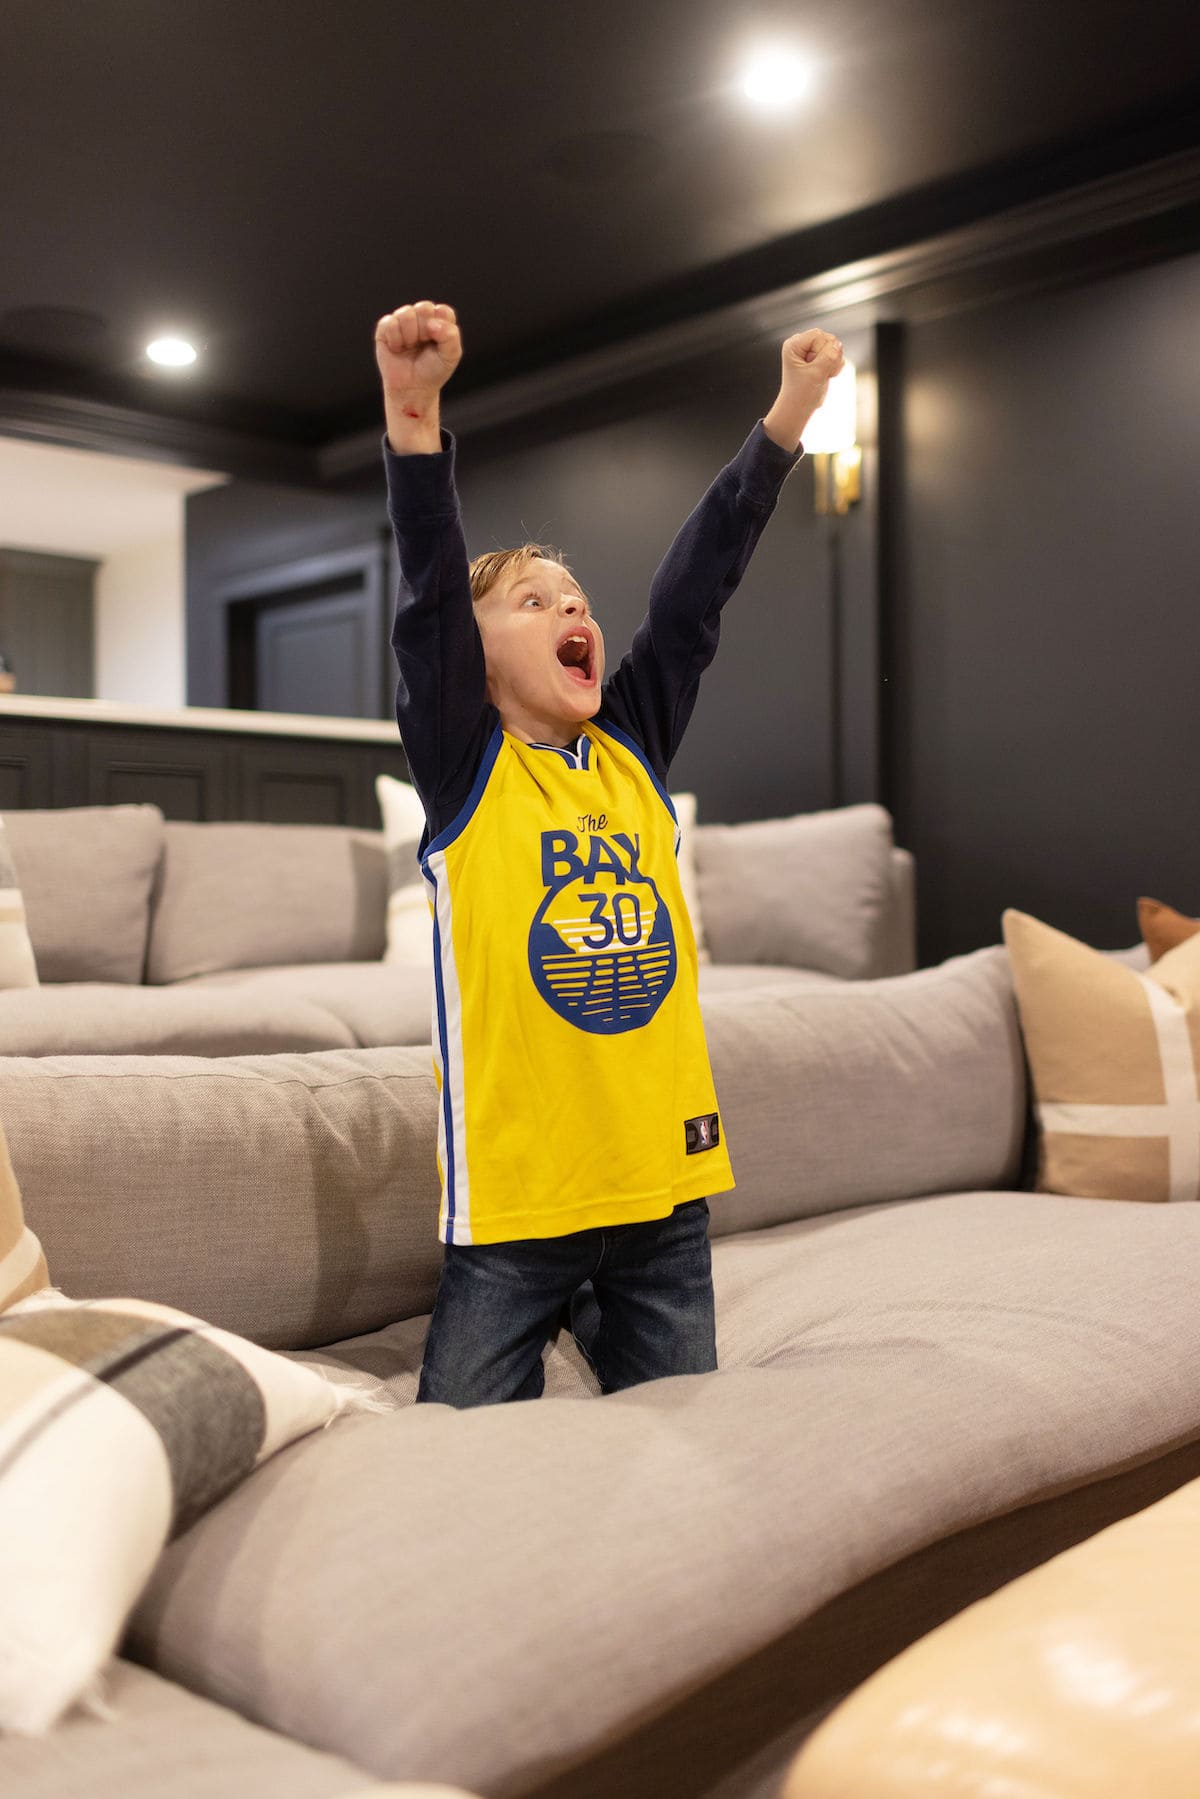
[0,816,38,989]
[375,774,433,968]
[670,791,710,965]
[0,1290,374,1735]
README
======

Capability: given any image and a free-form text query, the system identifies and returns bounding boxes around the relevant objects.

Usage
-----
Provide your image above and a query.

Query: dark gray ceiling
[2,0,1199,473]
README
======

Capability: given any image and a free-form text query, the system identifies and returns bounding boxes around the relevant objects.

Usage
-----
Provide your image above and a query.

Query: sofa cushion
[179,962,434,1047]
[4,805,164,984]
[126,1186,1200,1797]
[0,1289,366,1734]
[1004,909,1200,1205]
[695,802,894,977]
[0,982,357,1056]
[0,1117,47,1311]
[2,1048,442,1349]
[0,817,38,989]
[146,822,387,984]
[698,961,846,995]
[702,945,1027,1235]
[0,1659,466,1799]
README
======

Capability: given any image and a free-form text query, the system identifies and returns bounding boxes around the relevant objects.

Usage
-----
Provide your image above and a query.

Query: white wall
[0,435,225,706]
[94,520,186,706]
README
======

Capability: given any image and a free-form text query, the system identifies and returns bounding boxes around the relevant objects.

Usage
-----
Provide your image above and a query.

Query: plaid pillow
[0,1291,372,1734]
[0,816,38,989]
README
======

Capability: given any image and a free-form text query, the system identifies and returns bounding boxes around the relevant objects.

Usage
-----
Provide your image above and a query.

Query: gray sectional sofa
[0,801,915,1056]
[6,906,1200,1799]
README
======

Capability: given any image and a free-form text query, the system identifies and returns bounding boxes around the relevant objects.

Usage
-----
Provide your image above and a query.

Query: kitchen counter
[0,693,397,744]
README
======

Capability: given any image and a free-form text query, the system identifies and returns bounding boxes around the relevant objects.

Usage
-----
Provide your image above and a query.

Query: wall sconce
[805,359,862,515]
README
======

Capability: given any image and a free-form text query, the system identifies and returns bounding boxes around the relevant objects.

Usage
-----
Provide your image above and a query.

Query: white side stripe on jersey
[424,852,472,1244]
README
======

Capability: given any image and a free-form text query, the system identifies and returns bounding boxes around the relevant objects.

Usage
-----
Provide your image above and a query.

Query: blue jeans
[416,1199,716,1407]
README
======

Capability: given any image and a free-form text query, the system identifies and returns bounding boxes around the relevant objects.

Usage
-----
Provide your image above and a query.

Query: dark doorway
[219,539,391,719]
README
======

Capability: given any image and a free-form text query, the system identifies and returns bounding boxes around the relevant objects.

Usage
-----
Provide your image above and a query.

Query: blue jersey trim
[589,720,678,829]
[421,721,506,862]
[528,732,590,769]
[425,866,457,1242]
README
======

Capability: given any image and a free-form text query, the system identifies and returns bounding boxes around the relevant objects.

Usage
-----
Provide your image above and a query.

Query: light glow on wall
[803,361,857,453]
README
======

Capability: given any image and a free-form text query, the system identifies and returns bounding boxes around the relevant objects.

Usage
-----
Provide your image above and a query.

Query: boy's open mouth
[556,630,595,685]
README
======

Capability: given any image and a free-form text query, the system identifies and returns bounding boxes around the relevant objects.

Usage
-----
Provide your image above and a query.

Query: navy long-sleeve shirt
[383,419,803,845]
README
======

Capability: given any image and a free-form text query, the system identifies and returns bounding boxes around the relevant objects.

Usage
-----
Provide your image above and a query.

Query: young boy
[377,300,843,1408]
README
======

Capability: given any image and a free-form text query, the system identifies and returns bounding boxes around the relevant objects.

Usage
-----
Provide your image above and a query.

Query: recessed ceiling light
[738,47,814,111]
[146,336,198,369]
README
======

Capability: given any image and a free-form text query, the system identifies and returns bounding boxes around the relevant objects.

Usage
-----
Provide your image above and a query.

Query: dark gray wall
[897,251,1200,964]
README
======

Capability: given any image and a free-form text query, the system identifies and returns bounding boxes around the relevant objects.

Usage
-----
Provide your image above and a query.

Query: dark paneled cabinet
[0,711,408,826]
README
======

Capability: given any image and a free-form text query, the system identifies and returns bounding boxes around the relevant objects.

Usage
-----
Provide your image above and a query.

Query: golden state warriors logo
[530,828,677,1034]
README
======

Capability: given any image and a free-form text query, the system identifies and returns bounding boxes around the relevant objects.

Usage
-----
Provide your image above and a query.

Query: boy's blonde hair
[469,543,574,606]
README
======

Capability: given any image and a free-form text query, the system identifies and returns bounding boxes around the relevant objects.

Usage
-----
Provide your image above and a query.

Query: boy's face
[474,557,606,746]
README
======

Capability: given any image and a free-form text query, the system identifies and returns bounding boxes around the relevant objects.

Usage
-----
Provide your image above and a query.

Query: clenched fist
[375,301,463,396]
[377,302,462,455]
[763,328,846,453]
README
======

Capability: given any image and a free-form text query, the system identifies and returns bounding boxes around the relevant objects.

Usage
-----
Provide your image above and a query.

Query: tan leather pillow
[1138,895,1200,962]
[783,1472,1200,1799]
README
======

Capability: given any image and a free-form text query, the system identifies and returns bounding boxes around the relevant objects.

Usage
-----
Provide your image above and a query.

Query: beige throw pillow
[4,804,163,984]
[0,1119,48,1311]
[146,820,386,984]
[1003,908,1200,1204]
[696,803,895,978]
[0,817,38,989]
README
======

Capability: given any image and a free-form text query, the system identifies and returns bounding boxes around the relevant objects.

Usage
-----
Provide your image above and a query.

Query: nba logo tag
[685,1113,720,1155]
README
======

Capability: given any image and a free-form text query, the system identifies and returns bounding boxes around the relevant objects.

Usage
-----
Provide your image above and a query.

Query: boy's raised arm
[602,328,844,784]
[378,304,496,843]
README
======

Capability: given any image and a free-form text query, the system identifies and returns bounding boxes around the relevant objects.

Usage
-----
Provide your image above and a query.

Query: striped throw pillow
[0,1290,370,1734]
[1003,908,1200,1204]
[0,816,37,989]
[0,1120,47,1311]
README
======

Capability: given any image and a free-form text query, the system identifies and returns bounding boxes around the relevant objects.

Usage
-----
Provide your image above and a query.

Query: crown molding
[319,144,1200,477]
[0,385,317,485]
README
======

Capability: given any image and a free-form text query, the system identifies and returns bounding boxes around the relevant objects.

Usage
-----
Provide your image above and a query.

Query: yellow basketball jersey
[421,718,735,1244]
